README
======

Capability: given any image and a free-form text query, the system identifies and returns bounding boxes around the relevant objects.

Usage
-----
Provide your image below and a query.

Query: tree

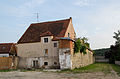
[74,38,82,53]
[113,30,120,45]
[106,30,120,63]
[74,37,90,54]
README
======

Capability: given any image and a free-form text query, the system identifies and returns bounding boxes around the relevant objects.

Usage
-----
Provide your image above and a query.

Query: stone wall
[71,49,94,69]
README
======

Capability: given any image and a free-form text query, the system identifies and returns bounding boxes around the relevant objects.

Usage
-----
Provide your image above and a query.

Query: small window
[44,62,48,65]
[44,38,48,43]
[44,49,48,55]
[54,62,57,65]
[68,33,70,37]
[54,43,57,47]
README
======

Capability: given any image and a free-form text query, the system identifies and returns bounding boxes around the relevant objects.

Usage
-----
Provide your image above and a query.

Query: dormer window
[44,38,48,43]
[68,33,70,37]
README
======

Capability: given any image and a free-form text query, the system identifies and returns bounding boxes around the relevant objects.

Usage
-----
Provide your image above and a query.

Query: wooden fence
[0,57,18,70]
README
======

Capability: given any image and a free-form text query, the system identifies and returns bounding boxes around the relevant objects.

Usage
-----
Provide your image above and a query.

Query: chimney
[70,17,72,19]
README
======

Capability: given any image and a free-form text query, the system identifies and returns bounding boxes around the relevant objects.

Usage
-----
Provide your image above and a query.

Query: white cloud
[73,0,92,7]
[0,0,46,18]
[74,3,120,49]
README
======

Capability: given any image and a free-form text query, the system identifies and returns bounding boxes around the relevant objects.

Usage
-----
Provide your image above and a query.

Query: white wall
[16,36,59,68]
[16,36,59,58]
[0,54,9,57]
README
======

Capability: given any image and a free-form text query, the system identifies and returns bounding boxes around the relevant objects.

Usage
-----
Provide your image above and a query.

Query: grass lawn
[59,63,112,74]
[0,63,120,76]
[111,64,120,76]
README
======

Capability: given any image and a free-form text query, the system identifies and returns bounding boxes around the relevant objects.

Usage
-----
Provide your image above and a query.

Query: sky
[0,0,120,49]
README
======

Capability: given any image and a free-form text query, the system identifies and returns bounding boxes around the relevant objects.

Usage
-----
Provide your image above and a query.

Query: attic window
[44,38,48,43]
[68,33,70,37]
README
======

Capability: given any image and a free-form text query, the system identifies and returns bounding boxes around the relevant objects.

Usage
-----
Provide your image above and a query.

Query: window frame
[68,33,70,37]
[54,43,57,47]
[44,38,48,43]
[44,49,48,56]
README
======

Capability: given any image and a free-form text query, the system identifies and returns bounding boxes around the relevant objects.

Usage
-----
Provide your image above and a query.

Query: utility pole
[34,13,40,22]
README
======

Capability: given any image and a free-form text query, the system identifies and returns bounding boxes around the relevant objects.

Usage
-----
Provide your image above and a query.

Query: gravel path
[0,71,120,79]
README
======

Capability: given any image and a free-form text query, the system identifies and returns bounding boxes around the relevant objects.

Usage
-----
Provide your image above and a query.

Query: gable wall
[64,19,76,39]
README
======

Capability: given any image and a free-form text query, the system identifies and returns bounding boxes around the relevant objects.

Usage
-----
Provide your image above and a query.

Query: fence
[115,61,120,65]
[95,56,109,63]
[0,57,18,70]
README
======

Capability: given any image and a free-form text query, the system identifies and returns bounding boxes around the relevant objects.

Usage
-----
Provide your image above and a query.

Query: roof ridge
[31,17,71,25]
[0,43,14,45]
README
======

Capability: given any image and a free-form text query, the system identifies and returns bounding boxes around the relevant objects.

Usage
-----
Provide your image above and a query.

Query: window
[44,49,48,55]
[44,62,48,65]
[54,62,57,65]
[54,43,57,47]
[68,33,70,37]
[33,60,38,68]
[44,38,48,43]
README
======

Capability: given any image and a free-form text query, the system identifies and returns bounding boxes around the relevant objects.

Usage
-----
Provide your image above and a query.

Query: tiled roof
[18,18,71,43]
[40,31,53,37]
[0,43,13,54]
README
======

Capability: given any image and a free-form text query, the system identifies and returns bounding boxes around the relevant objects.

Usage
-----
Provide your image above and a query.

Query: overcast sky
[0,0,120,49]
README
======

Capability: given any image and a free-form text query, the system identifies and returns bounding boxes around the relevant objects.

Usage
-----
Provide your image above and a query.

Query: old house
[0,43,17,70]
[16,17,94,69]
[0,43,16,57]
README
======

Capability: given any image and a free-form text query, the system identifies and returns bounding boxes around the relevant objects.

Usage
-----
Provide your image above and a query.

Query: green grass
[111,64,120,76]
[58,63,111,74]
[0,69,17,72]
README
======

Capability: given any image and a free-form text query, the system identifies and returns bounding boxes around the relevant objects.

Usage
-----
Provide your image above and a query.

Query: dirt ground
[0,71,120,79]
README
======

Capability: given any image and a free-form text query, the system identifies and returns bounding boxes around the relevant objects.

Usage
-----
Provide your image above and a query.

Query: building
[16,17,94,69]
[0,43,16,57]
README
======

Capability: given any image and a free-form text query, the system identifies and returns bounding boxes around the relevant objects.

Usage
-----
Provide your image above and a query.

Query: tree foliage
[74,37,90,54]
[74,38,82,53]
[113,30,120,45]
[105,30,120,63]
[94,48,110,56]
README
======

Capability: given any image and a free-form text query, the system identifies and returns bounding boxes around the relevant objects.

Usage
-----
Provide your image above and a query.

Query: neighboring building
[16,17,94,69]
[0,43,16,57]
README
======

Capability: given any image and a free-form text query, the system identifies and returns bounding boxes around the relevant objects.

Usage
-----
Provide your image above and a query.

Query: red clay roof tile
[18,18,71,43]
[0,43,13,54]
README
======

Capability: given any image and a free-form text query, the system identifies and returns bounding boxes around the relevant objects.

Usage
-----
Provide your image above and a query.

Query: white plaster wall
[16,36,59,68]
[16,36,59,58]
[59,48,72,69]
[0,54,9,57]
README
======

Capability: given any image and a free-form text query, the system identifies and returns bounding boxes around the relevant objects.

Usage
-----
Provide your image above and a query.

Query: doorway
[33,60,38,68]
